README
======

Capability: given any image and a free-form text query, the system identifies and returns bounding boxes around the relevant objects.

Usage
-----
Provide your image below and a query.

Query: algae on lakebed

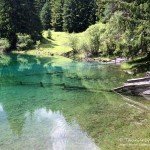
[0,54,150,150]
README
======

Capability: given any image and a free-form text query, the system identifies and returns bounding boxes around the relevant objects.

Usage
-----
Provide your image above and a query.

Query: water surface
[0,54,150,150]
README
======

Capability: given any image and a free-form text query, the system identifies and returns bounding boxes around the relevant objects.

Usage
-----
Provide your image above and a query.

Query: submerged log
[114,72,150,96]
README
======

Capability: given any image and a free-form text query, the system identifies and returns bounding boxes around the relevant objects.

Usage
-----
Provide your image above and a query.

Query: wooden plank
[125,82,150,86]
[127,77,150,83]
[142,90,150,95]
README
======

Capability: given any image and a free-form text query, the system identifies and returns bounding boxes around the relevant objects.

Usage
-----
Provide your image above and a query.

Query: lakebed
[0,54,150,150]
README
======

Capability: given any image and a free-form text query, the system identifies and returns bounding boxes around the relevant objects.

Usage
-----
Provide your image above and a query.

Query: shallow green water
[0,54,150,150]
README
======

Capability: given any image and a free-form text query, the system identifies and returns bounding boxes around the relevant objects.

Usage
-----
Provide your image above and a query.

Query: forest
[0,1,150,149]
[0,0,150,69]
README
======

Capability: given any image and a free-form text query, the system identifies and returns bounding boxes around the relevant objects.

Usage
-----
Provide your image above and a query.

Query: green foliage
[51,0,64,31]
[17,34,34,50]
[35,40,41,49]
[63,0,96,33]
[0,0,149,60]
[86,24,104,55]
[0,0,17,51]
[76,23,105,56]
[69,34,79,53]
[0,0,42,51]
[40,1,51,30]
[0,38,10,52]
[25,0,42,41]
[34,0,46,15]
[79,41,91,54]
[74,0,150,58]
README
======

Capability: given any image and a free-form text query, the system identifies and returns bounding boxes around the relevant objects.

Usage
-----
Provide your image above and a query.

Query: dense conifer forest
[0,0,149,60]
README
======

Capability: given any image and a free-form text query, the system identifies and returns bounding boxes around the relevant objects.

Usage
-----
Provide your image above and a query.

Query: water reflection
[0,54,149,150]
[0,55,101,149]
[0,104,99,149]
[33,109,99,150]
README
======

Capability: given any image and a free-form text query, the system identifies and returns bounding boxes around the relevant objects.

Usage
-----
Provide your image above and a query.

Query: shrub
[80,41,90,53]
[0,38,10,52]
[17,33,34,50]
[86,24,104,56]
[79,38,93,56]
[69,34,79,54]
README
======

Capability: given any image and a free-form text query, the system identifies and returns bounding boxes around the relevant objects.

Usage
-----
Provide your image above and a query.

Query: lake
[0,54,150,150]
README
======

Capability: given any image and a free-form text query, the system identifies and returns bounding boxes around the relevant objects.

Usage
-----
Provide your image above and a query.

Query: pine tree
[95,0,150,57]
[17,0,42,40]
[51,0,64,31]
[63,0,96,33]
[0,0,17,51]
[0,0,43,51]
[34,0,47,15]
[40,1,52,30]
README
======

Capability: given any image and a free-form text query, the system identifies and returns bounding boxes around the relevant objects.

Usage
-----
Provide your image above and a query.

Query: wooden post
[40,82,44,87]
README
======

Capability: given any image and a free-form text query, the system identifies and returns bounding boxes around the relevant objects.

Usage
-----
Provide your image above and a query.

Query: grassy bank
[11,30,149,73]
[13,31,72,57]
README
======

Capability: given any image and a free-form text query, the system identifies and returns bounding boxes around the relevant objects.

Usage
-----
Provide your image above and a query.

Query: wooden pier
[114,72,150,96]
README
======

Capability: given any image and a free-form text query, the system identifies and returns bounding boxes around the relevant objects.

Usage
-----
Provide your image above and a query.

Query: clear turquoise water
[0,54,150,150]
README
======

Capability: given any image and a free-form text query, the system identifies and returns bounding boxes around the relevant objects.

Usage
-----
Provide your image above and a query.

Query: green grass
[40,31,72,55]
[12,31,73,66]
[13,31,73,57]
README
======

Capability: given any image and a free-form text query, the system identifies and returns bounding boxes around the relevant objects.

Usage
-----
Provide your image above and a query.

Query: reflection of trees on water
[0,54,132,89]
[0,54,101,149]
[0,54,133,136]
[0,103,100,150]
[0,54,142,150]
[0,54,83,135]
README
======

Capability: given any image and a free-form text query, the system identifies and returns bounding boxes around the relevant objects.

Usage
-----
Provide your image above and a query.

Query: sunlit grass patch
[13,31,73,57]
[39,31,72,55]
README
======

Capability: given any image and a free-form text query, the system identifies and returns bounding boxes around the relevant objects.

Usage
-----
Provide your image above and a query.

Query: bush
[86,24,102,56]
[17,33,34,50]
[80,41,90,53]
[69,34,79,54]
[0,38,10,52]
